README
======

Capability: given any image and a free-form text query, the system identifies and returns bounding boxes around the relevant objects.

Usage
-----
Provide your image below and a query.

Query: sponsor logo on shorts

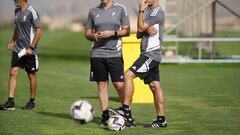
[91,72,94,78]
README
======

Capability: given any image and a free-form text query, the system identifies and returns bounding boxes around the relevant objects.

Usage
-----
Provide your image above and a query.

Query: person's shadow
[80,96,120,103]
[36,111,102,125]
[37,111,71,120]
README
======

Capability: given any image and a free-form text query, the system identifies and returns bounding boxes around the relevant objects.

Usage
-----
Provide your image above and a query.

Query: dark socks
[102,110,109,120]
[30,98,35,102]
[8,97,14,102]
[122,104,133,118]
[122,104,130,111]
[157,116,165,123]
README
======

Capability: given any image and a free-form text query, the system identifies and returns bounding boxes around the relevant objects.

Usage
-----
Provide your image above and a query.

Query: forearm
[31,28,42,48]
[137,11,145,32]
[86,33,96,41]
[116,26,130,37]
[85,29,96,41]
[96,27,130,39]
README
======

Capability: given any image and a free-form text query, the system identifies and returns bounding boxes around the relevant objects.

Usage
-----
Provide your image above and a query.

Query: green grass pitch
[0,29,240,135]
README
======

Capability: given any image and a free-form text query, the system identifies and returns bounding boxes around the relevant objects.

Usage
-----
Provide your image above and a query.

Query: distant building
[161,0,214,36]
[0,0,239,34]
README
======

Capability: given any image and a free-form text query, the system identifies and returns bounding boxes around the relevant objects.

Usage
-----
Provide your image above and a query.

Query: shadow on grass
[37,111,110,130]
[92,116,113,131]
[92,116,101,125]
[80,96,120,103]
[36,110,147,129]
[37,111,71,120]
[93,115,148,128]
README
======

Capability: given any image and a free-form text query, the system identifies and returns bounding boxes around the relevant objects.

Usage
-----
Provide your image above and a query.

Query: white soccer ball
[108,115,125,131]
[70,100,94,124]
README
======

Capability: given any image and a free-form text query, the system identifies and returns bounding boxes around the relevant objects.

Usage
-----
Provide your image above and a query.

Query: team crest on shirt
[112,12,116,16]
[23,15,27,21]
[95,14,100,18]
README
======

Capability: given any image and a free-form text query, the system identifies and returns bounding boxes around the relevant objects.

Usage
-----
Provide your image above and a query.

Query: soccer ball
[108,115,125,131]
[70,100,94,124]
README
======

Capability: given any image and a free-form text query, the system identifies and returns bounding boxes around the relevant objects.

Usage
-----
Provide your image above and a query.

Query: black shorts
[11,52,39,73]
[90,57,124,82]
[129,55,160,84]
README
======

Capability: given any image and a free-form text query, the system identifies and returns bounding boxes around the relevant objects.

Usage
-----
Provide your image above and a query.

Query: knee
[124,70,134,81]
[113,82,124,91]
[149,81,160,92]
[149,82,156,92]
[97,82,108,91]
[10,69,18,79]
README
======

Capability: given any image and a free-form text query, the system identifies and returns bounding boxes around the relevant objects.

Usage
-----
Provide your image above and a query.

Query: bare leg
[149,81,165,116]
[27,72,37,99]
[123,70,136,106]
[112,82,124,104]
[8,67,20,98]
[97,81,109,111]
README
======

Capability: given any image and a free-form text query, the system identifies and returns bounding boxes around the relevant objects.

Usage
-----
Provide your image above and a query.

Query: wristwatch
[138,10,144,13]
[115,31,118,37]
[30,46,34,50]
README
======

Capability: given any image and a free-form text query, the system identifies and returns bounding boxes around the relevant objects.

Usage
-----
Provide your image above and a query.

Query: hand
[98,30,115,39]
[139,0,149,10]
[147,26,157,36]
[26,48,33,56]
[7,41,14,50]
[93,32,101,42]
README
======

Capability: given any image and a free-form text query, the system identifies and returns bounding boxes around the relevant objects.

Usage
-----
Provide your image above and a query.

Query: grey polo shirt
[13,6,41,55]
[85,2,130,58]
[141,6,165,62]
